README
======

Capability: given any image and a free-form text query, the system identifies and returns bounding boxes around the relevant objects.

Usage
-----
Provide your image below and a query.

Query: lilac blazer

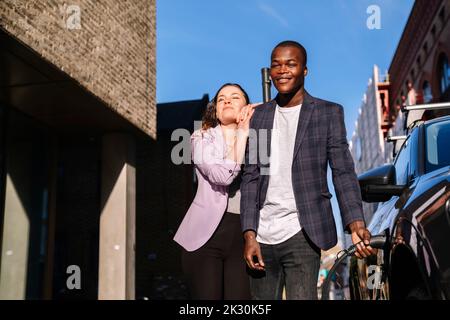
[174,125,241,252]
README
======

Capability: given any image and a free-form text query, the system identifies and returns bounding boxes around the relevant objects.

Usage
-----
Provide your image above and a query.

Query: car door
[413,119,450,298]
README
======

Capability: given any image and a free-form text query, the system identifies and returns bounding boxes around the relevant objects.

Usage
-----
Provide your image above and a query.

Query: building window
[439,6,445,24]
[416,55,422,68]
[431,25,436,40]
[355,137,362,162]
[422,81,433,103]
[394,137,411,185]
[438,54,450,94]
[423,42,428,55]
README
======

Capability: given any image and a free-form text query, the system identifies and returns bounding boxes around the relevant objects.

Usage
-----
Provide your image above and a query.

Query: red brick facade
[389,0,450,120]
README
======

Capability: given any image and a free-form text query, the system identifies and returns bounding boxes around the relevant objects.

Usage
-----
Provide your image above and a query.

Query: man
[240,40,375,300]
[406,80,417,106]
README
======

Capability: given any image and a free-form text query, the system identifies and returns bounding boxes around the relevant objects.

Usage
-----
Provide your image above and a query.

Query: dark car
[349,111,450,300]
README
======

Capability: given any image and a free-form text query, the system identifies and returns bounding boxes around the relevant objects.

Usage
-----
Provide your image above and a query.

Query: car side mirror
[358,164,405,203]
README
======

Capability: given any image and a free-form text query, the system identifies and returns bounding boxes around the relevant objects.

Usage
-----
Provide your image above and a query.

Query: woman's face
[215,86,247,125]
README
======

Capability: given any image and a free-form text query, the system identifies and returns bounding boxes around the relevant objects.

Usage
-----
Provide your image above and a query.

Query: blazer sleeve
[327,104,365,232]
[191,130,240,186]
[240,116,260,233]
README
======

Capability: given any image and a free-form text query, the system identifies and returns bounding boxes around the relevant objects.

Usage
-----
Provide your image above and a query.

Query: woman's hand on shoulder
[248,102,262,109]
[237,103,259,131]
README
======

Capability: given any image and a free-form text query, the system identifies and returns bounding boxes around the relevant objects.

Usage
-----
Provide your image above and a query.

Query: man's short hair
[272,40,307,66]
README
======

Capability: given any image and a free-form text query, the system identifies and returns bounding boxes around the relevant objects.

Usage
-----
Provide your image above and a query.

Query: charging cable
[321,234,387,300]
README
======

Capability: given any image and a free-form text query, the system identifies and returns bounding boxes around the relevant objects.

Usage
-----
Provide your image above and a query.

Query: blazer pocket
[321,192,333,199]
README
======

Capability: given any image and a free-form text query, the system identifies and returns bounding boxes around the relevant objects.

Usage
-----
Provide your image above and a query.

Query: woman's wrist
[236,128,249,139]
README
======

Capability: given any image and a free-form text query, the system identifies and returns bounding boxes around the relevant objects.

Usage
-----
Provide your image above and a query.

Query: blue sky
[157,0,414,138]
[157,0,415,243]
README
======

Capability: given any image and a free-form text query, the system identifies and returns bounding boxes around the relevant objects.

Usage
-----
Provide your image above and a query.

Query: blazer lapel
[262,100,277,158]
[293,91,315,160]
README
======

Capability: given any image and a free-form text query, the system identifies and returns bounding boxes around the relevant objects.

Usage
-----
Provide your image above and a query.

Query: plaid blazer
[240,91,364,250]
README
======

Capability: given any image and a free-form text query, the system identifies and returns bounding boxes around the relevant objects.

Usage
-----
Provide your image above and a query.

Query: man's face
[270,46,307,94]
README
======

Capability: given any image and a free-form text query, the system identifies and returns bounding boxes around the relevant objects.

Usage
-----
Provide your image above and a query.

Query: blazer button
[229,169,233,173]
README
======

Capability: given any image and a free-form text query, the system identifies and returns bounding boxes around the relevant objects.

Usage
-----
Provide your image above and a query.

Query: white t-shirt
[256,104,302,244]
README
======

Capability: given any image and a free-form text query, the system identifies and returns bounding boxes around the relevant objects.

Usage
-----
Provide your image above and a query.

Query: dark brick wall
[0,0,156,138]
[389,0,450,110]
[52,136,101,299]
[136,135,194,299]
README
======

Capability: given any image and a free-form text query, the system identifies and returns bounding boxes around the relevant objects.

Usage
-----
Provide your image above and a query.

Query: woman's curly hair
[202,83,250,130]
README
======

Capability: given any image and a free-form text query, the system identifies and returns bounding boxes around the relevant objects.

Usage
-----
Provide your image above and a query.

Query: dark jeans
[182,212,251,300]
[249,230,321,300]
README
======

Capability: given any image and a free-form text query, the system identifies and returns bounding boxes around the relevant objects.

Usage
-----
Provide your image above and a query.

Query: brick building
[386,0,450,152]
[350,0,450,174]
[0,0,156,300]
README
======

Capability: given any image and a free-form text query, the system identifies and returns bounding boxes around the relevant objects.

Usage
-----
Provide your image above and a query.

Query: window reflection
[438,54,450,94]
[422,81,433,103]
[426,119,450,172]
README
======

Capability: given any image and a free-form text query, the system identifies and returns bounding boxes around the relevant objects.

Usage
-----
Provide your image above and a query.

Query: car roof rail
[386,135,408,141]
[387,135,408,158]
[402,101,450,132]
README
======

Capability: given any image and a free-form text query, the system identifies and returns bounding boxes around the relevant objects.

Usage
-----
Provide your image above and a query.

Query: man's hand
[243,231,265,271]
[348,220,377,259]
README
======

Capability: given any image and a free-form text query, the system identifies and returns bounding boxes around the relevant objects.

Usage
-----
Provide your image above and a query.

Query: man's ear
[304,67,308,76]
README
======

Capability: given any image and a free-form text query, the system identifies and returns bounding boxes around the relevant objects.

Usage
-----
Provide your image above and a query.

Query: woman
[174,83,255,299]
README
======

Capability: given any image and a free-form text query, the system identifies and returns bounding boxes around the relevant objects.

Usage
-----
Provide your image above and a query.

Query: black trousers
[181,212,251,300]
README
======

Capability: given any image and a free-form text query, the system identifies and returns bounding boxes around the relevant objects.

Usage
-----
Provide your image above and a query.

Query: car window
[394,136,410,185]
[409,128,419,179]
[425,119,450,172]
[368,197,397,235]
